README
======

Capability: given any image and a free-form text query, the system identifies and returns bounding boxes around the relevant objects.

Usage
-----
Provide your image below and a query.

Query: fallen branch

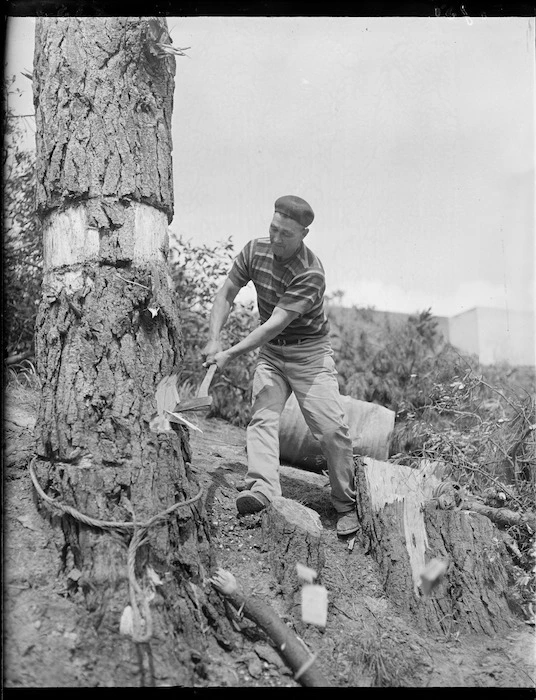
[460,499,536,532]
[209,568,330,687]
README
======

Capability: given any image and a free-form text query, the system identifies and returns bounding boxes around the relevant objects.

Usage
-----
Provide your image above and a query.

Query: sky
[4,15,535,319]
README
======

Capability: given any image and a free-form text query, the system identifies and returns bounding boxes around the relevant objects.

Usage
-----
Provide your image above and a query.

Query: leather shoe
[236,490,270,515]
[336,510,359,536]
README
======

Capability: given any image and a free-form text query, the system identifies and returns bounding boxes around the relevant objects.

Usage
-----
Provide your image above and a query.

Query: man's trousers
[245,336,356,513]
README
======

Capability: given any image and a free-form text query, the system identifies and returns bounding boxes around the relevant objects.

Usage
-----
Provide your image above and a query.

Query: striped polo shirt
[228,237,330,342]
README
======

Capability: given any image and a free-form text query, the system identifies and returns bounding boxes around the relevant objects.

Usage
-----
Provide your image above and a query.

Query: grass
[5,360,41,414]
[354,627,403,687]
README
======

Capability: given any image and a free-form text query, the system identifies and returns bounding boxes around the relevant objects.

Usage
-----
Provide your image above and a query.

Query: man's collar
[273,242,305,265]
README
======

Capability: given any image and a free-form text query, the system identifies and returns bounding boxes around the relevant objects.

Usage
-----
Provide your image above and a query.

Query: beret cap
[274,195,314,228]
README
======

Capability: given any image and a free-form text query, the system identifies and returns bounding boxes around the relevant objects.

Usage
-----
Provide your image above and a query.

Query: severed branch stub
[209,568,330,687]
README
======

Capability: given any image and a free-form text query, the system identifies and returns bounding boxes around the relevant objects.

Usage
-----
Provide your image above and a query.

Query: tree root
[209,568,330,687]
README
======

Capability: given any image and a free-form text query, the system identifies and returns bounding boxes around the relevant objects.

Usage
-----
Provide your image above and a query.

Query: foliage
[4,359,41,411]
[169,233,258,426]
[328,302,535,598]
[327,302,535,493]
[3,77,41,359]
[329,306,462,412]
[390,358,535,560]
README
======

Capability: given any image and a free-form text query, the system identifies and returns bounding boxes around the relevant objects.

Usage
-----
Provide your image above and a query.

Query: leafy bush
[168,233,258,426]
[3,77,41,360]
[329,306,463,413]
[328,301,535,591]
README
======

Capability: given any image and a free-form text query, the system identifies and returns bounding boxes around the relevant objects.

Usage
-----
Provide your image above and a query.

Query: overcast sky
[5,16,535,318]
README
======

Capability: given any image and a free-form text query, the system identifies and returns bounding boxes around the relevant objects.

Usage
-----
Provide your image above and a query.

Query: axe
[176,363,217,412]
[155,363,217,417]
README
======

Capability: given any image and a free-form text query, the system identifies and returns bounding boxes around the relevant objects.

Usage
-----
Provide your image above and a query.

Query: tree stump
[260,497,325,601]
[355,457,519,635]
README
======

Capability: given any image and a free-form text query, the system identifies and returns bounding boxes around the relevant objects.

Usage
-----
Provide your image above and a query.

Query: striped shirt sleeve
[228,240,253,288]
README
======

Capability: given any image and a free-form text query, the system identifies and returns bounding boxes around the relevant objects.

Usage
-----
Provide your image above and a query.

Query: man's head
[269,195,314,260]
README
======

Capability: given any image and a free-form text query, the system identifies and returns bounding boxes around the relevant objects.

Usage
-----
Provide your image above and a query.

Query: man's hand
[201,339,222,364]
[211,350,232,371]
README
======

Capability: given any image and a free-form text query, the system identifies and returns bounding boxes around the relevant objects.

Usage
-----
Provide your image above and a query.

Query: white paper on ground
[301,584,328,627]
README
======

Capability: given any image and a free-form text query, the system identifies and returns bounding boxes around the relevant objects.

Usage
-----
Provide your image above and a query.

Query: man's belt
[268,335,325,346]
[268,337,304,346]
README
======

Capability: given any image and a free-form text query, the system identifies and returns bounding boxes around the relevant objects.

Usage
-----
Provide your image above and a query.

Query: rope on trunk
[28,456,203,645]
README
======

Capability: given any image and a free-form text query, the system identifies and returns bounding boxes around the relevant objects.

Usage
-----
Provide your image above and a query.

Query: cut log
[355,457,519,636]
[279,392,395,469]
[260,497,325,601]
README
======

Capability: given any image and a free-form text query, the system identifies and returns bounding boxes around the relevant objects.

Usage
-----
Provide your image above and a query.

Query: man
[201,195,358,536]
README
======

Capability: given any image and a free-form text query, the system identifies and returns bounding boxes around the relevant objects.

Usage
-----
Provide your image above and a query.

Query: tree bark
[32,17,216,686]
[260,497,325,602]
[355,457,519,636]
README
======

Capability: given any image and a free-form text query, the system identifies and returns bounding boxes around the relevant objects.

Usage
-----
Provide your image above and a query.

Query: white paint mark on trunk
[42,202,168,270]
[133,203,168,264]
[42,206,99,269]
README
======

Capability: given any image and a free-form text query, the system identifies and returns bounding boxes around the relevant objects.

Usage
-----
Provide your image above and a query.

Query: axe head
[154,369,215,415]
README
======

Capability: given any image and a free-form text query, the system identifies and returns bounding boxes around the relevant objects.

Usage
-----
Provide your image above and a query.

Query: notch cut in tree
[32,17,219,686]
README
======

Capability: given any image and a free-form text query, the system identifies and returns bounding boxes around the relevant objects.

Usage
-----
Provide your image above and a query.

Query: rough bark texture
[32,17,217,686]
[33,17,175,224]
[261,497,325,602]
[355,457,519,637]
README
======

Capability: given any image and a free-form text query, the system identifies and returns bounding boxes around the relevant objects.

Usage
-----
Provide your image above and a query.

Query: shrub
[168,233,259,426]
[328,306,465,414]
[3,77,41,360]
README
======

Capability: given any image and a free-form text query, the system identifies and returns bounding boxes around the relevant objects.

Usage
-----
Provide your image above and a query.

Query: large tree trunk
[32,17,217,686]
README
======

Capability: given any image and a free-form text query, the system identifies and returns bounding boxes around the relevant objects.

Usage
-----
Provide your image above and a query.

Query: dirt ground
[3,390,535,688]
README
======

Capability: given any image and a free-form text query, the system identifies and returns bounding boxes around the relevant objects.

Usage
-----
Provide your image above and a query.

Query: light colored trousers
[245,336,356,513]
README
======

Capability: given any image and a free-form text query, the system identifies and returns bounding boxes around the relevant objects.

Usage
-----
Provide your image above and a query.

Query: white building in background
[446,307,535,367]
[330,305,535,368]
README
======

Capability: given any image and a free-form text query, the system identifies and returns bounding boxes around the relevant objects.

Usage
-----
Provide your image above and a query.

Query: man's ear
[302,228,309,238]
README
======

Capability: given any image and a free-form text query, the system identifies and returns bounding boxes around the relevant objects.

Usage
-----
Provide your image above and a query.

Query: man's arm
[201,278,242,362]
[211,306,299,370]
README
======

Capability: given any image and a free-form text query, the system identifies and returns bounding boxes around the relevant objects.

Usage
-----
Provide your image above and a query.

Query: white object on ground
[301,584,328,627]
[296,562,317,583]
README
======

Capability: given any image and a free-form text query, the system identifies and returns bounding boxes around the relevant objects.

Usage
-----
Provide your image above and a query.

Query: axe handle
[197,363,217,398]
